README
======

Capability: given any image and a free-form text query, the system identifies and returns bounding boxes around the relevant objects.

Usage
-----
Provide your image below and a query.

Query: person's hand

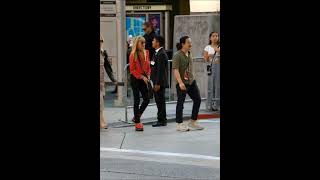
[154,85,160,92]
[179,82,186,91]
[142,76,148,85]
[214,47,220,54]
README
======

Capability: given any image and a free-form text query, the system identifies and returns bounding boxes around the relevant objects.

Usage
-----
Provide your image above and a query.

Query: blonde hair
[131,36,146,61]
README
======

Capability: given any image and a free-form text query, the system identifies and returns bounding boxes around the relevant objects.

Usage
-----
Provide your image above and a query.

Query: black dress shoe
[152,121,167,127]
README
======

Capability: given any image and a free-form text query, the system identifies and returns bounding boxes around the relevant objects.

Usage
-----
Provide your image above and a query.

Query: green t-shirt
[172,50,194,85]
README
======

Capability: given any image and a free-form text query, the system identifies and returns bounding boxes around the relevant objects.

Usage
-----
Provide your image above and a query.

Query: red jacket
[129,50,151,79]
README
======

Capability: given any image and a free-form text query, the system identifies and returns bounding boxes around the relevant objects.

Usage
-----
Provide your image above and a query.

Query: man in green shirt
[172,36,204,132]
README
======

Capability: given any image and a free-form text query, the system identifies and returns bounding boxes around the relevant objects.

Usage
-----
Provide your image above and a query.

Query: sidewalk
[104,100,220,128]
[100,119,220,179]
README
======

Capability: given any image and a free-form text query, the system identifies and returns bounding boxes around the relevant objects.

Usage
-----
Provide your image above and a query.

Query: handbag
[102,50,116,82]
[146,80,154,99]
[207,46,219,76]
[137,53,153,99]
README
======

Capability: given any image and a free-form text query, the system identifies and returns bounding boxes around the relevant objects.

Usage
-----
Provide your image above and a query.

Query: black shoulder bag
[102,50,117,82]
[137,54,153,99]
[207,46,219,76]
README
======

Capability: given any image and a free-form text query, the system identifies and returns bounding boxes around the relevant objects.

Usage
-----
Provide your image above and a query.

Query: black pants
[131,75,150,123]
[154,86,167,122]
[176,80,201,123]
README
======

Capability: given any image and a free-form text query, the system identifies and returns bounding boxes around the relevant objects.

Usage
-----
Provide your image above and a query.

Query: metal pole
[168,60,171,101]
[165,11,170,50]
[124,64,128,123]
[114,0,126,106]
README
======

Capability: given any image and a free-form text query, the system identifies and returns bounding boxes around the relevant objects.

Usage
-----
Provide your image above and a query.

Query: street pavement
[100,119,220,180]
[104,86,218,127]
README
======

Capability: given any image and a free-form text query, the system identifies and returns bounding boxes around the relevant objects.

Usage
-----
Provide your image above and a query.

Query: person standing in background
[142,22,156,62]
[100,35,107,129]
[203,31,220,111]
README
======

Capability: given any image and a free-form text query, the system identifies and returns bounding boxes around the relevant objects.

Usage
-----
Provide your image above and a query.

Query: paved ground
[104,102,211,126]
[100,119,220,180]
[104,86,217,126]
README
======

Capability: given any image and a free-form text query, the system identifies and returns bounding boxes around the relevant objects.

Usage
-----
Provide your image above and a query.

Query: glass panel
[126,14,146,37]
[148,14,161,35]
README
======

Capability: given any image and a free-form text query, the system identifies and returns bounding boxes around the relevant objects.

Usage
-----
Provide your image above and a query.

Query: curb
[198,113,220,119]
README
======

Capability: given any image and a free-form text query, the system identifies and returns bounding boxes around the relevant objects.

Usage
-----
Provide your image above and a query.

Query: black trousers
[176,80,201,123]
[131,75,150,123]
[154,86,167,122]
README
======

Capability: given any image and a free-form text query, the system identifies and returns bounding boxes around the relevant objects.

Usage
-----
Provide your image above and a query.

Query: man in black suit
[151,36,169,127]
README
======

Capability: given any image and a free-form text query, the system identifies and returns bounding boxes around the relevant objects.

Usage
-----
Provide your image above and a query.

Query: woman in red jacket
[129,36,151,131]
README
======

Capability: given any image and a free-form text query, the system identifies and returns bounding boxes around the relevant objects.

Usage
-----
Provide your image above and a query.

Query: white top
[204,45,218,62]
[204,45,216,55]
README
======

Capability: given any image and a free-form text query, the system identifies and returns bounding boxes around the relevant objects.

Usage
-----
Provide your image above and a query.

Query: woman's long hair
[209,31,219,45]
[130,36,147,62]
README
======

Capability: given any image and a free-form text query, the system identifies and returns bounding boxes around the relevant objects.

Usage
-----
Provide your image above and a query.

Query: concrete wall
[173,14,220,57]
[171,14,220,99]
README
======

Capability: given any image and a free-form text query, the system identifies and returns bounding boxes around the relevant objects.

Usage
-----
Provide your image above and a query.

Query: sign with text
[126,5,172,11]
[126,0,172,4]
[100,0,116,14]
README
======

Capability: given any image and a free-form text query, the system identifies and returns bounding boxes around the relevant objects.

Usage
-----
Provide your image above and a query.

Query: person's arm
[214,46,220,55]
[203,50,210,62]
[174,69,186,91]
[129,53,143,79]
[203,46,213,62]
[174,69,183,85]
[156,53,166,85]
[153,52,166,92]
[172,55,186,91]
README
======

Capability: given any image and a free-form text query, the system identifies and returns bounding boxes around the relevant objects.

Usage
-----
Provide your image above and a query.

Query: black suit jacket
[151,48,169,88]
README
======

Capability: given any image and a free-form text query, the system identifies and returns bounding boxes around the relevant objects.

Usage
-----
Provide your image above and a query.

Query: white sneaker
[176,123,189,132]
[188,120,204,131]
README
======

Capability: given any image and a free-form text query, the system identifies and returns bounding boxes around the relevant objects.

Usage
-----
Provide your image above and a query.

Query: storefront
[125,0,172,50]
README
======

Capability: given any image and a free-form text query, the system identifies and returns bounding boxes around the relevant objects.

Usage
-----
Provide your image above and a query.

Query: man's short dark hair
[154,35,165,47]
[143,22,153,28]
